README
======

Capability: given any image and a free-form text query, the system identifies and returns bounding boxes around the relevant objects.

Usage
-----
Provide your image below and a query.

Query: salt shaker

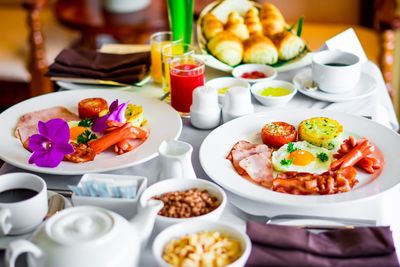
[190,86,221,129]
[222,86,254,123]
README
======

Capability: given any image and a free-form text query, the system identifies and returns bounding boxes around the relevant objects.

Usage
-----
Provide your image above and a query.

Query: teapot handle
[0,208,12,236]
[6,240,43,267]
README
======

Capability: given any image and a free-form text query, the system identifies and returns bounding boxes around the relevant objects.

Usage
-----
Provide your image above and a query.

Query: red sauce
[241,71,267,79]
[170,64,205,113]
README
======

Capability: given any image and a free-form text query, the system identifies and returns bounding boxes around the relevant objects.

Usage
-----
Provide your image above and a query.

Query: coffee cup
[312,50,360,94]
[0,173,48,235]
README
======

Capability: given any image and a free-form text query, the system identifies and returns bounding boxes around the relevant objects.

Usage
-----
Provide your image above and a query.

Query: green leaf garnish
[288,16,304,37]
[281,158,294,166]
[317,152,329,162]
[296,16,304,37]
[287,142,299,153]
[77,130,97,144]
[78,118,93,127]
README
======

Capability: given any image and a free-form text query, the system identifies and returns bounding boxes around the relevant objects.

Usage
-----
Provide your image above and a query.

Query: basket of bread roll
[197,0,309,71]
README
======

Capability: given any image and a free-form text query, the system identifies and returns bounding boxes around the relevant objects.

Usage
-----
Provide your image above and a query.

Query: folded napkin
[246,221,399,267]
[48,48,150,84]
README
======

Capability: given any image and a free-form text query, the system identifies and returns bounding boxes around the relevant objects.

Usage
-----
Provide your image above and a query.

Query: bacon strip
[272,167,358,195]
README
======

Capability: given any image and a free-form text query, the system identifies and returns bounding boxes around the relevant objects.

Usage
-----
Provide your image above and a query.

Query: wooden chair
[0,0,78,111]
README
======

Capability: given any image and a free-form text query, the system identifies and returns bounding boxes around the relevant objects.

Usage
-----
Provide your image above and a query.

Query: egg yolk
[69,126,86,141]
[288,150,315,166]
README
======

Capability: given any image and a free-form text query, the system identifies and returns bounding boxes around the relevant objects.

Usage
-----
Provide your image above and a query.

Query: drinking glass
[167,0,194,44]
[150,32,173,84]
[162,43,194,95]
[169,56,205,117]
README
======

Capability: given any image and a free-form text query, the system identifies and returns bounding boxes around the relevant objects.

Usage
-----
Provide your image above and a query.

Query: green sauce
[260,87,292,97]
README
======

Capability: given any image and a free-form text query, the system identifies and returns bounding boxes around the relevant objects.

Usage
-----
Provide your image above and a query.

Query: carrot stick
[89,123,148,154]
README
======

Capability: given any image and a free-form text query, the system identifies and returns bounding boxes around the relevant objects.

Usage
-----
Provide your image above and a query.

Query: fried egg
[272,141,333,174]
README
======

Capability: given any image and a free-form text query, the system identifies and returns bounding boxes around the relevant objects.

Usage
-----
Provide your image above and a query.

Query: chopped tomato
[261,121,297,148]
[241,71,267,79]
[78,98,108,119]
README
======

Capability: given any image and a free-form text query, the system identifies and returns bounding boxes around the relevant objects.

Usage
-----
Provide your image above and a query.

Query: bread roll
[260,3,286,37]
[207,31,243,66]
[244,7,263,35]
[243,35,278,64]
[271,31,305,61]
[202,13,224,40]
[225,11,249,40]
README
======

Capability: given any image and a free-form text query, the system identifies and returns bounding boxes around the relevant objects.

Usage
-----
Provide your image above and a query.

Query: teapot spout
[130,199,163,250]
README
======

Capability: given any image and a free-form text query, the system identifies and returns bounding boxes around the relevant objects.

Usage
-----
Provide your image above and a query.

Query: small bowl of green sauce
[206,77,250,104]
[251,80,297,106]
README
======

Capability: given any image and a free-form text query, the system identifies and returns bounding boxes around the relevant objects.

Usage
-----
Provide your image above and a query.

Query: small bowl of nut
[139,178,226,231]
[153,220,251,267]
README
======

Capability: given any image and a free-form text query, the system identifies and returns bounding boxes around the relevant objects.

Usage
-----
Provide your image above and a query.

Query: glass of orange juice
[161,43,194,95]
[150,32,173,84]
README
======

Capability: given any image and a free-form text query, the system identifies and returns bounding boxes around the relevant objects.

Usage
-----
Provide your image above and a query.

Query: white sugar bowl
[5,201,163,267]
[190,86,221,129]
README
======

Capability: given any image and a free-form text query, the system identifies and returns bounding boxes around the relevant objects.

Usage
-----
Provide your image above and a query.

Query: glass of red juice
[169,56,205,117]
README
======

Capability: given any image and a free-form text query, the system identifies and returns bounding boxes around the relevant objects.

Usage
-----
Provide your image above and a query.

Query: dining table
[0,59,399,266]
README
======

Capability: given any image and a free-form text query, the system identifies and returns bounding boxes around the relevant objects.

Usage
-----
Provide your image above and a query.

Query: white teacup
[0,173,48,235]
[312,50,361,94]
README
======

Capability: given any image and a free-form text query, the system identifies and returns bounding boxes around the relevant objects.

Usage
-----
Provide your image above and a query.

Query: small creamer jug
[158,140,196,180]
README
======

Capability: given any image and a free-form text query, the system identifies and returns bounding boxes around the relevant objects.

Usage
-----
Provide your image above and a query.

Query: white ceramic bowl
[139,178,227,232]
[251,80,297,106]
[205,77,250,104]
[232,64,277,84]
[72,173,147,220]
[153,220,251,267]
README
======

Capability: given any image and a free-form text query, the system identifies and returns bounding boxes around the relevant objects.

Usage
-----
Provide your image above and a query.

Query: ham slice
[227,140,274,188]
[239,151,273,187]
[14,106,80,143]
[231,144,271,175]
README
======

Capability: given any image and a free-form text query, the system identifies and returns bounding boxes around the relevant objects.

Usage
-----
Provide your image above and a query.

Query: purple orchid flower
[28,118,74,168]
[92,99,128,133]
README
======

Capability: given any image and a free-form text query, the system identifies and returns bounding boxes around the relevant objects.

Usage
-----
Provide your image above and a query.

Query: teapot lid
[45,207,114,245]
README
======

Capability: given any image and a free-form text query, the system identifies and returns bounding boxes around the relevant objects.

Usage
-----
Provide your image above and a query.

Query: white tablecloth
[0,61,399,266]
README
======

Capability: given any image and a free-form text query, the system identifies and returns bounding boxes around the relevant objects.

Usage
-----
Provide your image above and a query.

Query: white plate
[0,90,182,175]
[56,81,133,91]
[199,108,400,207]
[0,191,71,249]
[293,68,377,102]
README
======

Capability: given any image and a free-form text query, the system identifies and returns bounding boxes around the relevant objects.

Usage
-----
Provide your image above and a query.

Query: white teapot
[5,200,163,267]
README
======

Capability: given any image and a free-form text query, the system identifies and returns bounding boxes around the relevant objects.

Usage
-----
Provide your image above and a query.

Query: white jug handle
[6,240,43,267]
[0,208,12,236]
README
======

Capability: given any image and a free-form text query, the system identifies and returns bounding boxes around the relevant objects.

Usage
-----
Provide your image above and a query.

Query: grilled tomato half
[78,98,108,119]
[261,121,297,148]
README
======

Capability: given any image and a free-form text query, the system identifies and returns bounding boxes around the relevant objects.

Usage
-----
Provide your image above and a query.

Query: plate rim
[199,108,400,207]
[0,89,182,175]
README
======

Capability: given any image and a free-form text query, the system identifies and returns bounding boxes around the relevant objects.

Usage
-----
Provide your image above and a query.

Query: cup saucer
[293,68,377,102]
[0,191,72,249]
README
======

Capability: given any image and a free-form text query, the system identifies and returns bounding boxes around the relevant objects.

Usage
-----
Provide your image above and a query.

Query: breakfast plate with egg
[199,108,400,206]
[0,90,182,175]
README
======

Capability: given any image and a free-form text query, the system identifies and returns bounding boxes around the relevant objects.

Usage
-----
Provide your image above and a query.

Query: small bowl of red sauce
[232,64,277,84]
